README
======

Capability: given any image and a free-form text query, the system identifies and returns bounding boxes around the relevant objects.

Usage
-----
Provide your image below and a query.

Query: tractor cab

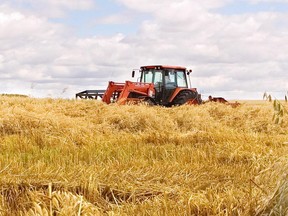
[137,65,192,106]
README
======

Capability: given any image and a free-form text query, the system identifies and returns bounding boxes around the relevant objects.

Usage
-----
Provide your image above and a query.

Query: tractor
[76,65,202,106]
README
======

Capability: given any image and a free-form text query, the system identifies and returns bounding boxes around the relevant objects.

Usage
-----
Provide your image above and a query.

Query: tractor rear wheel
[171,90,201,106]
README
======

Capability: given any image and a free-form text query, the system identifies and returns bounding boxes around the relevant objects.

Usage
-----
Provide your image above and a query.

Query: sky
[0,0,288,100]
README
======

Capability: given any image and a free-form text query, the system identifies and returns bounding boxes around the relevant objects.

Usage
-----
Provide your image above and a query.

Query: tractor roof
[140,65,187,70]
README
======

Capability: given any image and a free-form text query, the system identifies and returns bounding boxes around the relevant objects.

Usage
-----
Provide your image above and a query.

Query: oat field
[0,96,287,215]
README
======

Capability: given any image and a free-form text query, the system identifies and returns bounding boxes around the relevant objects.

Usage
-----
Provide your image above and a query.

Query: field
[0,96,287,215]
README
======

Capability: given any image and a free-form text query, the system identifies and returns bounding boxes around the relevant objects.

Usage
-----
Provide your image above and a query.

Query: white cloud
[117,0,230,12]
[117,0,288,99]
[0,0,287,99]
[34,0,95,10]
[249,0,288,3]
[0,5,133,97]
[3,0,95,18]
[95,13,132,25]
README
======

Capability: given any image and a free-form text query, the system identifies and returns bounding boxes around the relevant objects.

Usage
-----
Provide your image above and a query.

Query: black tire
[128,93,156,106]
[143,97,156,106]
[171,90,201,106]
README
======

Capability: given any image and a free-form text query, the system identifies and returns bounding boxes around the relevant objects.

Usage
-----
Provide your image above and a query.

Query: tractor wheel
[143,97,156,106]
[128,93,156,106]
[171,90,201,106]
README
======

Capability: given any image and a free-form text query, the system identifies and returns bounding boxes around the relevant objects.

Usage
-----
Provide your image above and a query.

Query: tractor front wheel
[171,90,201,106]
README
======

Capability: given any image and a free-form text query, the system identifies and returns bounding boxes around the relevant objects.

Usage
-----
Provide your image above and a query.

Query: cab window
[176,71,187,87]
[167,71,176,83]
[143,70,163,84]
[153,71,163,84]
[143,71,153,83]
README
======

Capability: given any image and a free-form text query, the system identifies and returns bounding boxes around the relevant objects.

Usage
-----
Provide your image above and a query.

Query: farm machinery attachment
[76,65,202,106]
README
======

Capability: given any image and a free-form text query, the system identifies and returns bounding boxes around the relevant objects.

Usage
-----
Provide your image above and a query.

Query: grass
[0,96,287,215]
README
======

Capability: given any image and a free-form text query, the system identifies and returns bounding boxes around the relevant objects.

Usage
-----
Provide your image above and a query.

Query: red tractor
[76,65,202,106]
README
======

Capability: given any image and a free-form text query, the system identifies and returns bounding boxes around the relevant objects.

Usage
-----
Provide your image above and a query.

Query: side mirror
[187,69,192,75]
[132,70,135,78]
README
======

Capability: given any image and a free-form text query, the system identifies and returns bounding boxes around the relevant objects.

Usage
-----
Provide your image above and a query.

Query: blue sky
[48,0,288,36]
[0,0,288,99]
[49,0,144,36]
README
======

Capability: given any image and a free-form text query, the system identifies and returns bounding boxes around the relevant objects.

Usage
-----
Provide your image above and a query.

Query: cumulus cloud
[2,0,95,17]
[117,0,288,99]
[117,0,230,12]
[0,2,137,97]
[0,0,287,99]
[95,13,133,25]
[249,0,288,3]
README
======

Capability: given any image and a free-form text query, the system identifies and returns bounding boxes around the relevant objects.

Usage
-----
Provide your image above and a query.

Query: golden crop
[0,96,287,215]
